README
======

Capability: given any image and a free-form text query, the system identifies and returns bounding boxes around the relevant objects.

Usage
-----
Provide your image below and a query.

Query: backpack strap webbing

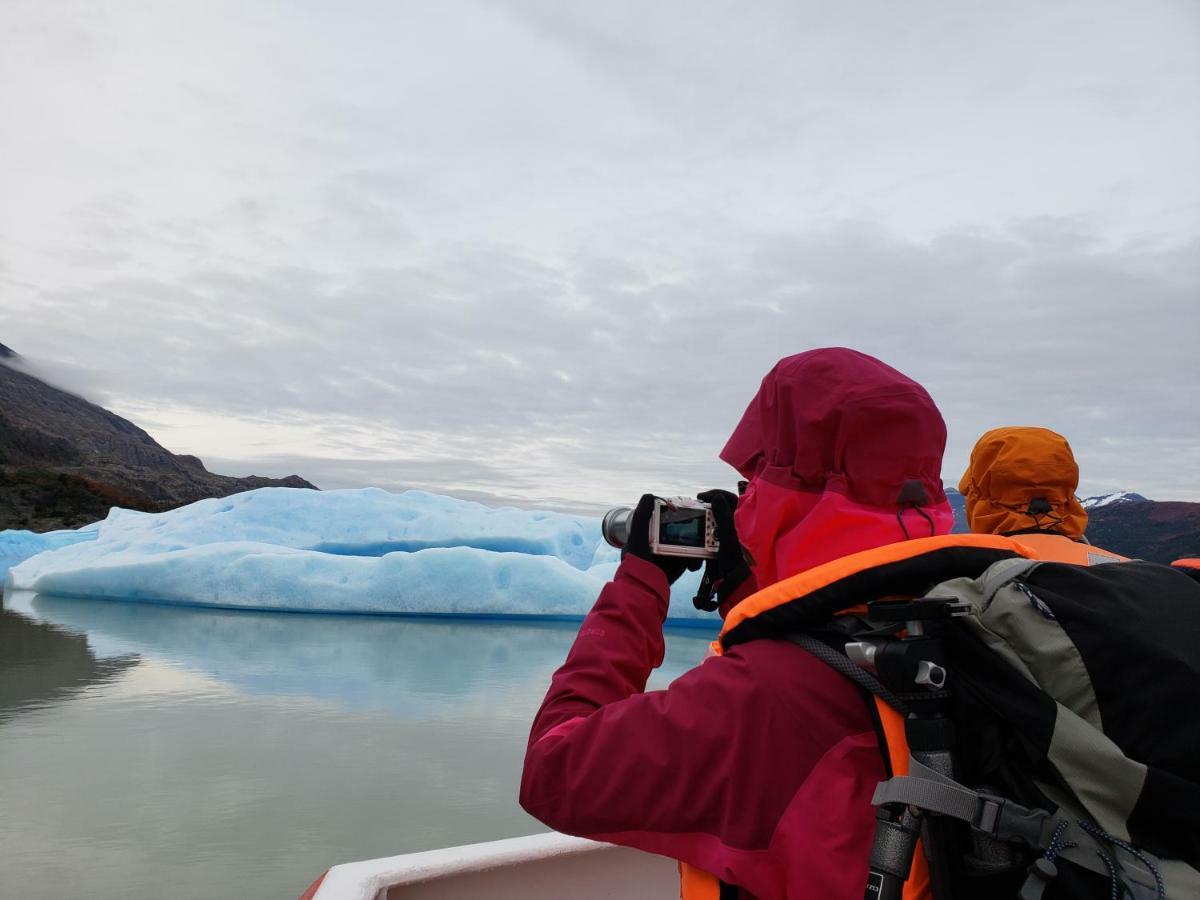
[786,634,951,711]
[875,761,1166,900]
[979,557,1041,602]
[786,634,910,713]
[873,759,1047,847]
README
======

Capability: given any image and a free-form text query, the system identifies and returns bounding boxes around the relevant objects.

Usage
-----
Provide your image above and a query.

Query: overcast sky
[2,0,1198,511]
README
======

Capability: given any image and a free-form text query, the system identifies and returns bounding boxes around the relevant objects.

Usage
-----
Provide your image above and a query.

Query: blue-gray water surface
[0,590,716,900]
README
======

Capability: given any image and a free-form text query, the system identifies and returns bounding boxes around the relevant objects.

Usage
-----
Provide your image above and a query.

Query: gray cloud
[1,1,1197,508]
[8,222,1197,504]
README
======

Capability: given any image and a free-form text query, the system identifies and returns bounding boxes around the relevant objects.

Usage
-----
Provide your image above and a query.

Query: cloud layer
[2,1,1197,506]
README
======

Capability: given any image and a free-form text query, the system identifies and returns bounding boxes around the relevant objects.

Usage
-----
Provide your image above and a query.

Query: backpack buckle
[868,596,971,622]
[972,794,1005,836]
[972,793,1049,847]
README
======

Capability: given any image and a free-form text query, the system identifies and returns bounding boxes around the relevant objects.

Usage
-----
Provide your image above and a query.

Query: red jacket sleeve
[523,555,675,744]
[520,555,764,840]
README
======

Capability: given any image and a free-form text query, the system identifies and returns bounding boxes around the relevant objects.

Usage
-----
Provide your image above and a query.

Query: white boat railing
[307,831,678,899]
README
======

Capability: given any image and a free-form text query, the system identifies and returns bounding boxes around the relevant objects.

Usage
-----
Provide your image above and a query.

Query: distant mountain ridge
[944,486,1198,564]
[945,487,969,534]
[1083,498,1199,565]
[0,345,315,531]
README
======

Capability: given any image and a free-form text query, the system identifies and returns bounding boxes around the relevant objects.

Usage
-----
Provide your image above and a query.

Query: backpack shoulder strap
[979,557,1042,603]
[785,633,910,713]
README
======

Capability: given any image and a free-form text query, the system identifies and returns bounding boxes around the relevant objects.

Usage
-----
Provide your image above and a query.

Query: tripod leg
[912,746,958,900]
[864,804,922,900]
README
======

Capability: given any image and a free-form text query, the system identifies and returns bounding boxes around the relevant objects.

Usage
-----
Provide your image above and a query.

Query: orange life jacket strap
[678,861,722,900]
[874,698,933,900]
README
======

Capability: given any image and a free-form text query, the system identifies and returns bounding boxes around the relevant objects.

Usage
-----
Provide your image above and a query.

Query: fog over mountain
[0,347,313,530]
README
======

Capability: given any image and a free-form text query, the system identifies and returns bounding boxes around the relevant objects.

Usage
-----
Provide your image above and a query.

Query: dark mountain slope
[946,487,969,534]
[0,349,315,530]
[1086,501,1200,564]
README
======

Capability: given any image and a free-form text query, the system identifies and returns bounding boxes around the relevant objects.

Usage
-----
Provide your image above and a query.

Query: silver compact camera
[601,497,719,559]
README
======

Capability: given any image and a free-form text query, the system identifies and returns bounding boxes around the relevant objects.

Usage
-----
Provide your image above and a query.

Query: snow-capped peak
[1081,492,1148,509]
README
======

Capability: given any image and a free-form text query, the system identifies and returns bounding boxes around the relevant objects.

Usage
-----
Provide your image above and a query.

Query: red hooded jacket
[520,349,953,899]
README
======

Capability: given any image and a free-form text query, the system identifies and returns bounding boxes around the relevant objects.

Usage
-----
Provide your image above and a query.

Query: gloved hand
[623,494,705,585]
[694,489,751,610]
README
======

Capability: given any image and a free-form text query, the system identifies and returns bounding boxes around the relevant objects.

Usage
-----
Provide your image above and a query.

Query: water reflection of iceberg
[15,593,715,719]
[0,608,137,722]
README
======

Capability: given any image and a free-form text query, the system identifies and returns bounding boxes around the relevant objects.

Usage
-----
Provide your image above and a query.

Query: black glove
[623,494,704,585]
[693,489,751,611]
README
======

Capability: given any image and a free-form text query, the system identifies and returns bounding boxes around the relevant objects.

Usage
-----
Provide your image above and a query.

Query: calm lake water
[0,590,715,900]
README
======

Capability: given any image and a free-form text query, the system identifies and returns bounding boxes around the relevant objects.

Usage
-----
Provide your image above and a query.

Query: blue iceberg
[0,525,98,575]
[2,488,711,624]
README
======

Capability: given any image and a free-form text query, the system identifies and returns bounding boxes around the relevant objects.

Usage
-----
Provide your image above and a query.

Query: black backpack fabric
[720,539,1200,899]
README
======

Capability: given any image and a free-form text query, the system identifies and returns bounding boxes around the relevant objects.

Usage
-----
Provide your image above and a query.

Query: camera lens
[601,506,634,549]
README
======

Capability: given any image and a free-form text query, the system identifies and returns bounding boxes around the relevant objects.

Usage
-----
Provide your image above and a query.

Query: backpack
[716,534,1200,900]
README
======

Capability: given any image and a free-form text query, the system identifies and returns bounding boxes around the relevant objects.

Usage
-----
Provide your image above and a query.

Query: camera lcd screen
[658,507,707,547]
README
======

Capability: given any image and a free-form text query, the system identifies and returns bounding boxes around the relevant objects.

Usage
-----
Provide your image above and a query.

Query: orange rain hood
[958,426,1088,540]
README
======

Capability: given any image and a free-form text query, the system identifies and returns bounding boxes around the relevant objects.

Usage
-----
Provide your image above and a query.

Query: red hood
[721,348,953,585]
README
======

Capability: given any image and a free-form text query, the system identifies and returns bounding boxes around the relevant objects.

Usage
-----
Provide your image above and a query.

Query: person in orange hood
[958,426,1123,564]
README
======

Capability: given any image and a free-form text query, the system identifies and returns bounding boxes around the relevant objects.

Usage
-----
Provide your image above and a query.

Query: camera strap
[693,566,720,611]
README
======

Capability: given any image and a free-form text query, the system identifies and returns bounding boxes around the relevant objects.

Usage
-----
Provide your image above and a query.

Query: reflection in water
[0,608,138,722]
[0,591,716,900]
[10,592,715,717]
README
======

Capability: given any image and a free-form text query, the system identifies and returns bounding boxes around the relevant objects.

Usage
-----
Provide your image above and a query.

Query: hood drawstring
[895,479,937,540]
[1024,497,1067,533]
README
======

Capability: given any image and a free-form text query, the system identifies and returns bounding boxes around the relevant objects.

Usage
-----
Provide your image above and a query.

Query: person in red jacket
[520,348,954,899]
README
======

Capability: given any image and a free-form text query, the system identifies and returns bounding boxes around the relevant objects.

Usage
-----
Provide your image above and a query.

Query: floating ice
[0,525,98,576]
[27,488,604,568]
[3,488,712,624]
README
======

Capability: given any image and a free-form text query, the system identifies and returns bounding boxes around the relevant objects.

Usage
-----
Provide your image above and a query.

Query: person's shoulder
[716,638,863,702]
[699,639,876,737]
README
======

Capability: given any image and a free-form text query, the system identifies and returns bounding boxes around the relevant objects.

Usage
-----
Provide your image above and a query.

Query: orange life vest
[1006,531,1125,566]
